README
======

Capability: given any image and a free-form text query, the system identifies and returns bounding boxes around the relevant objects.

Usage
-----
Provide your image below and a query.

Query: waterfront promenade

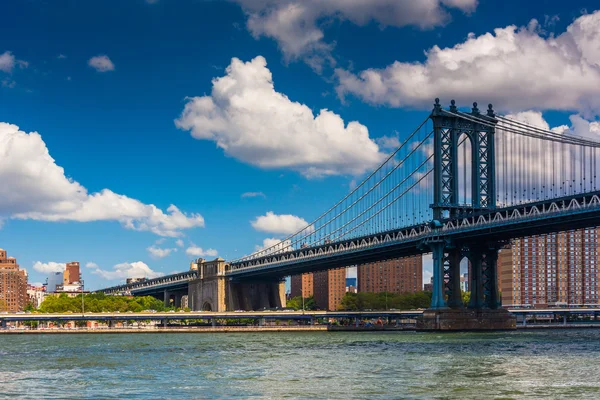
[3,308,600,333]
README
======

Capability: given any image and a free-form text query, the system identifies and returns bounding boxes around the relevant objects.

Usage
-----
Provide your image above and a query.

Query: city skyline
[2,1,600,289]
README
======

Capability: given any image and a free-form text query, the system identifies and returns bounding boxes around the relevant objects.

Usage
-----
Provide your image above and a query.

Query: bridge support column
[429,241,447,309]
[446,249,463,308]
[469,245,501,309]
[173,294,182,309]
[482,247,500,309]
[1,319,5,329]
[164,290,171,308]
[468,249,484,309]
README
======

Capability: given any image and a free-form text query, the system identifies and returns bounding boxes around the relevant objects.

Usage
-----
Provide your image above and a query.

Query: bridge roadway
[100,270,198,296]
[2,309,600,323]
[228,191,600,280]
[97,192,600,300]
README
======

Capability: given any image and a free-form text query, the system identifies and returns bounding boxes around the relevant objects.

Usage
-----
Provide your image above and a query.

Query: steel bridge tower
[426,99,502,312]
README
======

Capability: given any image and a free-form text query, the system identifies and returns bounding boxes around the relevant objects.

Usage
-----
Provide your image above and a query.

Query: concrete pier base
[417,308,516,331]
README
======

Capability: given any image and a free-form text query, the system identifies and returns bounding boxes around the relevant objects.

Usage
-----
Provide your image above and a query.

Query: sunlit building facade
[357,255,422,294]
[0,249,28,312]
[313,268,346,311]
[500,228,600,307]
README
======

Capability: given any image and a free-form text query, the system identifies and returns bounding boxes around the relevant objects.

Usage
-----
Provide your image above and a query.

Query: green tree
[286,296,302,310]
[38,293,167,313]
[339,291,432,311]
[338,293,359,310]
[286,295,316,310]
[462,291,470,305]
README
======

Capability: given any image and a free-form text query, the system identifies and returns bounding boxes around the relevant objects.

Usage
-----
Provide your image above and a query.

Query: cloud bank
[0,122,204,236]
[175,56,385,178]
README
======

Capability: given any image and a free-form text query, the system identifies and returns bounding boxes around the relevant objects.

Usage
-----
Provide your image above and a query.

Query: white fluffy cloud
[175,56,385,178]
[185,245,218,258]
[251,211,311,235]
[0,51,15,73]
[0,122,204,236]
[147,245,177,259]
[254,237,293,254]
[504,110,600,138]
[175,239,184,247]
[0,51,27,73]
[32,261,65,274]
[336,11,600,116]
[88,55,115,72]
[92,261,163,281]
[85,262,99,269]
[235,0,477,70]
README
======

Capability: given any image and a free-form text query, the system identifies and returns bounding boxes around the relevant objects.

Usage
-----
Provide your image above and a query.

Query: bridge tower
[422,99,513,329]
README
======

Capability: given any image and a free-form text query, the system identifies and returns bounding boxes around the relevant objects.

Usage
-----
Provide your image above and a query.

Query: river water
[1,330,599,399]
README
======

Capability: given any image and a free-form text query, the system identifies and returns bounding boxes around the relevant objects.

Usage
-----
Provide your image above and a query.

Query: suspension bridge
[224,98,600,329]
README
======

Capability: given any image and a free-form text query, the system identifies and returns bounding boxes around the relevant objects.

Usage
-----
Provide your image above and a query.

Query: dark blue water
[1,330,600,399]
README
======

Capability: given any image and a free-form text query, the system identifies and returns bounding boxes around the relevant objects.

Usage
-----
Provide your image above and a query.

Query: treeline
[338,291,432,311]
[285,291,432,311]
[38,293,169,313]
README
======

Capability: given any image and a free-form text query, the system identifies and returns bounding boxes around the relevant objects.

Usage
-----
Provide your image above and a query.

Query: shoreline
[2,324,600,334]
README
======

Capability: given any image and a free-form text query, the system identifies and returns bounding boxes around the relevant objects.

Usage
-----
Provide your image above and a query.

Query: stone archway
[202,302,212,311]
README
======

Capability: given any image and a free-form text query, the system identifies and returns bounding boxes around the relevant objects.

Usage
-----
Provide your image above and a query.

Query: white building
[27,285,47,308]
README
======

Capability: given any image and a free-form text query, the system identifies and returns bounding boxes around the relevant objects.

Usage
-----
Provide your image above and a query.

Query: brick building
[64,261,81,285]
[313,268,346,311]
[500,228,600,307]
[290,273,314,298]
[357,255,423,294]
[0,248,28,312]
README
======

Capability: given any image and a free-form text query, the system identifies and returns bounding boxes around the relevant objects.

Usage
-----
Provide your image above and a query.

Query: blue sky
[1,0,600,289]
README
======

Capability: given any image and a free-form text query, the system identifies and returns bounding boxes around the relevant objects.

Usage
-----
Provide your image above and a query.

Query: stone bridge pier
[187,258,286,311]
[418,238,516,330]
[163,290,187,308]
[228,280,286,311]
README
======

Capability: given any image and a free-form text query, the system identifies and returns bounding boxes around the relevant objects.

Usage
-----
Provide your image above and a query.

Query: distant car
[234,310,245,313]
[168,310,175,313]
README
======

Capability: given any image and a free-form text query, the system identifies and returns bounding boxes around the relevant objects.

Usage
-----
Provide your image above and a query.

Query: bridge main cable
[233,116,434,262]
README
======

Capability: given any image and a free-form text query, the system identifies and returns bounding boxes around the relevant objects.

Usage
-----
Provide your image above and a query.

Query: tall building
[46,272,64,293]
[290,273,314,298]
[500,228,600,307]
[313,268,346,311]
[358,255,423,294]
[0,249,28,312]
[64,262,81,285]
